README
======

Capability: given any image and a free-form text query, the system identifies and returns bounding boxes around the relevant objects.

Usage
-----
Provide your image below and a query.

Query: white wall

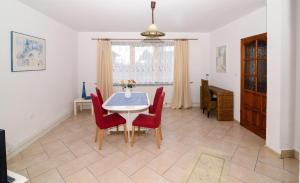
[267,0,297,153]
[0,0,77,154]
[209,7,267,121]
[77,32,210,106]
[294,0,300,153]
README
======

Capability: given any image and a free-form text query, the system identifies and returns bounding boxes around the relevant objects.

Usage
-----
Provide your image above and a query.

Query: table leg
[80,103,83,111]
[91,103,94,115]
[127,111,131,143]
[74,102,77,116]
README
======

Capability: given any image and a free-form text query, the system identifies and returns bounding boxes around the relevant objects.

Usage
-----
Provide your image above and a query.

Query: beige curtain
[96,40,113,100]
[171,40,192,109]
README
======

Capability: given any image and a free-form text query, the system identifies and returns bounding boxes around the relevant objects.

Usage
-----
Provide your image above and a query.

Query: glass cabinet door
[257,40,267,93]
[257,41,267,59]
[245,41,256,60]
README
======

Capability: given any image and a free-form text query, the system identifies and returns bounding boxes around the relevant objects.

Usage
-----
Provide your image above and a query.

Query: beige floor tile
[65,140,94,157]
[8,153,49,172]
[27,151,75,178]
[284,158,299,175]
[163,165,186,183]
[8,109,299,183]
[174,149,199,170]
[38,132,60,145]
[88,140,119,157]
[7,154,22,165]
[255,161,298,182]
[220,175,246,183]
[20,142,45,159]
[147,150,182,175]
[206,127,229,140]
[58,151,103,177]
[31,169,64,183]
[231,151,257,170]
[131,167,170,183]
[113,141,143,156]
[42,141,69,158]
[88,151,128,178]
[64,168,98,183]
[98,168,134,183]
[118,150,156,176]
[258,147,283,169]
[256,174,283,183]
[229,163,261,183]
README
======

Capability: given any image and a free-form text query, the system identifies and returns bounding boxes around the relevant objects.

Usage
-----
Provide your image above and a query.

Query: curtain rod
[91,38,198,41]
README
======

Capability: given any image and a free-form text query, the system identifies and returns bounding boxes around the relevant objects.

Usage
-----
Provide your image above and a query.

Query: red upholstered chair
[149,87,163,114]
[131,92,165,149]
[91,93,128,149]
[96,87,108,115]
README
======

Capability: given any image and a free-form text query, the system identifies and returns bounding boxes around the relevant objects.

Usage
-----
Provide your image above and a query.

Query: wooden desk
[200,85,234,121]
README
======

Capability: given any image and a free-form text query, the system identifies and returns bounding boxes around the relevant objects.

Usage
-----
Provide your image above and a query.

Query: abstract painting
[216,45,226,73]
[11,31,46,72]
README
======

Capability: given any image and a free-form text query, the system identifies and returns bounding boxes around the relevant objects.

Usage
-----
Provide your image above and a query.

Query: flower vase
[81,82,87,99]
[124,87,131,98]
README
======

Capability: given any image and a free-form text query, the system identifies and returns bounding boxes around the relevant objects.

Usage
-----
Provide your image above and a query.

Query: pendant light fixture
[141,1,165,38]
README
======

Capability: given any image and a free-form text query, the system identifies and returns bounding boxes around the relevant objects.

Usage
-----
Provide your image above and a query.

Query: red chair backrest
[96,87,104,104]
[152,87,163,113]
[154,92,165,127]
[96,87,107,114]
[91,93,104,128]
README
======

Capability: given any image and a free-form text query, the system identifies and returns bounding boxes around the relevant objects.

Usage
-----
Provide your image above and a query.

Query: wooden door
[241,33,267,139]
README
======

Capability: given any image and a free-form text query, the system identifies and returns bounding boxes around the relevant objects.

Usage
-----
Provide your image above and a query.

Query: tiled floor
[8,108,299,183]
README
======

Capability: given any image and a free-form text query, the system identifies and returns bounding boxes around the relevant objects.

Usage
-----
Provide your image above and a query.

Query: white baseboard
[7,110,73,160]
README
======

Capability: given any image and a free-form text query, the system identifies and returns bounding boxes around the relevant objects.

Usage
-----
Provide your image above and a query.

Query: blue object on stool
[81,82,91,100]
[82,82,87,99]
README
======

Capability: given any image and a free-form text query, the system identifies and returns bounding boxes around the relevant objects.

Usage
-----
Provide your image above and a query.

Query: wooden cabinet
[241,33,267,139]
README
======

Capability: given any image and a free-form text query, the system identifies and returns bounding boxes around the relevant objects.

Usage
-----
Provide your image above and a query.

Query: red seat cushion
[100,113,126,129]
[132,114,158,128]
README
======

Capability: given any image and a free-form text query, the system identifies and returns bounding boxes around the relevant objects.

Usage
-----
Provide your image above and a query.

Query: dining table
[102,92,150,142]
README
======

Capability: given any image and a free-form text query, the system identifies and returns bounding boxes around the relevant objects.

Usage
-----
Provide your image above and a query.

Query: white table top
[103,92,150,112]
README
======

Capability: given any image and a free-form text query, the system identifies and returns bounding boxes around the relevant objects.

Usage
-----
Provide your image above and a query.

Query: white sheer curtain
[111,41,174,84]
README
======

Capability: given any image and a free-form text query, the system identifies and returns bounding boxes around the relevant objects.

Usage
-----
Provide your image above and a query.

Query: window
[112,41,174,84]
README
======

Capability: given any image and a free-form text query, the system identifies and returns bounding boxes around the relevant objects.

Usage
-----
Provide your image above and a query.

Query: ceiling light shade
[141,1,165,38]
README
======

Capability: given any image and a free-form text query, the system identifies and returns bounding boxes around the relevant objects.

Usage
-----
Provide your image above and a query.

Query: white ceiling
[18,0,266,32]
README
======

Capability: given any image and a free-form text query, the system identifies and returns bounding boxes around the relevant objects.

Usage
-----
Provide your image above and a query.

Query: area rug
[183,147,231,183]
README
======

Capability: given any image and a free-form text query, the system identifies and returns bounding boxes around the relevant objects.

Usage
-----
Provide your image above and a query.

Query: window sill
[113,83,173,87]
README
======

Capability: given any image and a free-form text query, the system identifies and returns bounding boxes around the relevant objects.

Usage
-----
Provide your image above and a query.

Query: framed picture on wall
[11,31,46,72]
[216,45,226,73]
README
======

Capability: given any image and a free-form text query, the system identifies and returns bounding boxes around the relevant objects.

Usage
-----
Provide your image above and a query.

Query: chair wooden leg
[94,127,99,142]
[123,124,128,143]
[131,126,135,146]
[155,128,160,149]
[117,126,119,133]
[138,127,140,136]
[207,111,210,118]
[159,126,163,140]
[99,129,104,150]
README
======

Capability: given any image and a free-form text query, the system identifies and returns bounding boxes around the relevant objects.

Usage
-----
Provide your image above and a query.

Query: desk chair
[201,80,217,118]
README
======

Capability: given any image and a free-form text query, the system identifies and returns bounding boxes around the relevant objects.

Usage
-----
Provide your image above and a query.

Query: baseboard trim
[280,149,300,159]
[7,111,73,160]
[281,150,295,159]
